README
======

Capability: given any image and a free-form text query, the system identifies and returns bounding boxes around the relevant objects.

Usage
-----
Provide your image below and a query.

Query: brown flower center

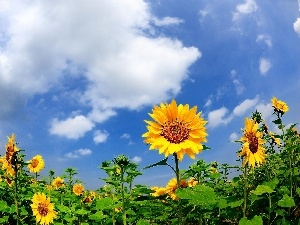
[247,133,259,154]
[161,119,189,144]
[38,203,49,217]
[31,159,39,168]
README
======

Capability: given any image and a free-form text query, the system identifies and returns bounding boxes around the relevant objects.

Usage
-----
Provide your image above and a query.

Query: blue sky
[1,0,300,190]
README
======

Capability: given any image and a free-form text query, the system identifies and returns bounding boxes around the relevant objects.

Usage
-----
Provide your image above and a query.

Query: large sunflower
[238,118,267,168]
[142,100,208,161]
[31,193,57,225]
[27,155,45,173]
[271,97,289,113]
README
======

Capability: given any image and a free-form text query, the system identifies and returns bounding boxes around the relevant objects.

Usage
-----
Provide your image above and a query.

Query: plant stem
[242,164,248,218]
[173,153,183,225]
[121,167,127,225]
[268,193,272,225]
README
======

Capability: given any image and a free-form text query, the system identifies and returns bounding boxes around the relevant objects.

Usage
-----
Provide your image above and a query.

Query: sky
[1,0,300,190]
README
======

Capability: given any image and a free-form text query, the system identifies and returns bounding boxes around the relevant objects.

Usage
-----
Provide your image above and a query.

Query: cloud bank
[0,0,200,139]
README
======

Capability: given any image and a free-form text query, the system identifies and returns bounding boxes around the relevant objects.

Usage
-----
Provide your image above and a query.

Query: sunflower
[5,134,19,168]
[52,177,65,189]
[165,178,188,200]
[27,155,45,173]
[73,183,84,196]
[187,177,198,187]
[142,100,208,161]
[31,193,57,225]
[271,97,289,113]
[238,118,267,168]
[151,186,167,197]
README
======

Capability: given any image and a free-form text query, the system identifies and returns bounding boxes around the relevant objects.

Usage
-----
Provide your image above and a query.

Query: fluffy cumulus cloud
[93,130,109,144]
[0,0,200,139]
[65,148,92,159]
[229,132,239,142]
[294,18,300,36]
[153,16,184,26]
[208,107,230,128]
[208,96,259,128]
[259,58,272,75]
[232,0,258,21]
[132,156,142,163]
[50,115,95,139]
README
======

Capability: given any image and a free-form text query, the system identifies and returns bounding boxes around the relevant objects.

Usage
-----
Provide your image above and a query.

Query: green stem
[268,193,272,225]
[242,164,248,218]
[121,167,126,225]
[173,153,183,225]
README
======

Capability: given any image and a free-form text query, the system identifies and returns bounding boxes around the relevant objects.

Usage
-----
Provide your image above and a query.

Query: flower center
[161,119,189,144]
[31,159,39,168]
[38,203,49,217]
[247,133,259,154]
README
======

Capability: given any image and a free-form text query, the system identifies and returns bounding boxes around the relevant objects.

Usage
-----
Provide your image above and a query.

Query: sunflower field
[0,97,299,225]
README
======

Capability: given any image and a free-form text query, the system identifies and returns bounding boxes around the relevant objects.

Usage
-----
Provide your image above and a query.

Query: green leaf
[272,119,282,125]
[143,157,168,170]
[227,198,244,208]
[296,187,300,196]
[0,200,10,212]
[96,198,117,210]
[89,211,106,221]
[239,216,263,225]
[136,220,151,225]
[176,185,216,208]
[74,209,89,215]
[202,145,212,150]
[253,185,274,195]
[278,194,295,207]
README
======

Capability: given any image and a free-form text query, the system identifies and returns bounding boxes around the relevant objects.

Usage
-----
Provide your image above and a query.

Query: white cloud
[208,107,230,128]
[132,156,142,164]
[229,132,239,142]
[293,18,300,36]
[208,96,259,128]
[204,98,212,108]
[231,70,245,95]
[0,0,200,137]
[233,0,258,21]
[233,96,259,116]
[255,102,273,120]
[65,148,92,159]
[153,16,184,26]
[256,34,272,47]
[93,130,109,144]
[259,58,272,75]
[50,115,94,139]
[121,133,131,139]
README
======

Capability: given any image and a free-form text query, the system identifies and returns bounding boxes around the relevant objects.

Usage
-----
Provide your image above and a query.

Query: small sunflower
[52,177,65,189]
[142,100,208,161]
[27,155,45,173]
[151,186,167,197]
[73,183,84,196]
[187,177,198,187]
[31,192,57,225]
[271,97,289,114]
[238,118,267,168]
[5,134,19,168]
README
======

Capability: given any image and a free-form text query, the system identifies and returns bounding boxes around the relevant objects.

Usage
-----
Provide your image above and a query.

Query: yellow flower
[142,100,208,161]
[165,178,188,200]
[187,177,198,187]
[271,97,289,113]
[5,134,19,168]
[73,183,84,196]
[238,118,267,168]
[269,132,281,146]
[31,193,57,225]
[27,155,45,173]
[151,186,167,197]
[52,177,64,189]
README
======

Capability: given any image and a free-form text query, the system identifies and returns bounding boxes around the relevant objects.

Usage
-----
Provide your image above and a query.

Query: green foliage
[1,100,300,224]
